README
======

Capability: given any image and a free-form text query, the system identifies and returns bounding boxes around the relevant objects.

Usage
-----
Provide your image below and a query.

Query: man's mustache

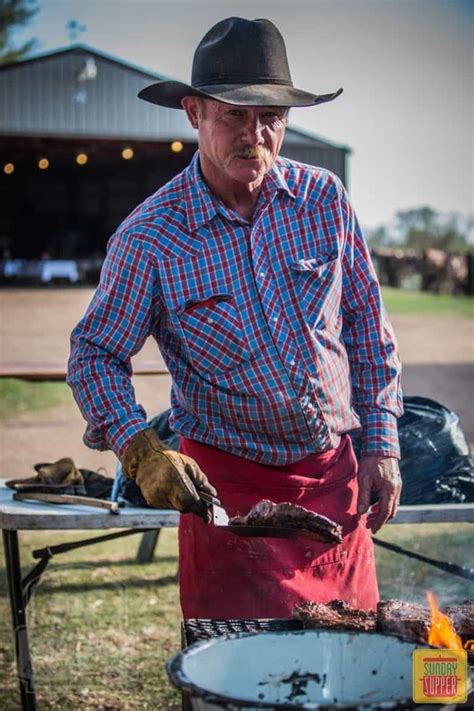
[230,146,272,162]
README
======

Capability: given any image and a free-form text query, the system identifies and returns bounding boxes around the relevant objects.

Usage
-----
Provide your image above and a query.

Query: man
[68,17,403,619]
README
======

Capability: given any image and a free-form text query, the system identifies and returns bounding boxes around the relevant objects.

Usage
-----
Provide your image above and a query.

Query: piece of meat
[294,599,377,632]
[229,499,343,544]
[376,599,432,643]
[442,600,474,643]
[294,598,473,646]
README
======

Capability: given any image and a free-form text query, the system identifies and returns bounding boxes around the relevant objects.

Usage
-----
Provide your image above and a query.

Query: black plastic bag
[350,396,474,504]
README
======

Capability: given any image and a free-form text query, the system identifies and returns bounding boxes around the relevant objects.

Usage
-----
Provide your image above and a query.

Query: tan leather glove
[122,428,217,519]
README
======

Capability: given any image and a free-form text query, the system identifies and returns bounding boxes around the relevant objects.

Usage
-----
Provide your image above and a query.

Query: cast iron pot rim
[166,628,435,710]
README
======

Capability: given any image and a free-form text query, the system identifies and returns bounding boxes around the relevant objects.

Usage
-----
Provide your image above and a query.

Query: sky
[15,0,474,230]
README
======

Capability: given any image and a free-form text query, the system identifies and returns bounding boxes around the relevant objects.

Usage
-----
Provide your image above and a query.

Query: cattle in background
[422,248,470,295]
[371,247,472,295]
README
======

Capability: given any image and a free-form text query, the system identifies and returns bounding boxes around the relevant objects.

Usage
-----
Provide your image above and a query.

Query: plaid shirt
[67,152,403,464]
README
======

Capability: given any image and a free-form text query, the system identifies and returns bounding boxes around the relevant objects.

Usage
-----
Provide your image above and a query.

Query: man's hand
[357,456,402,533]
[122,428,217,520]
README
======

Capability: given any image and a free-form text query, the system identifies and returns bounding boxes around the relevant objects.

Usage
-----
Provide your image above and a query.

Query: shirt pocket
[290,254,342,330]
[176,294,254,375]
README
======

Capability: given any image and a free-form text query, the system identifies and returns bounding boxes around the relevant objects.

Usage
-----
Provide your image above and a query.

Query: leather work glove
[122,428,217,520]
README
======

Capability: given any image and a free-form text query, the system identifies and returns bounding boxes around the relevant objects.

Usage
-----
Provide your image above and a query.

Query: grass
[373,523,473,603]
[0,379,70,419]
[0,528,182,710]
[0,524,472,710]
[381,287,474,318]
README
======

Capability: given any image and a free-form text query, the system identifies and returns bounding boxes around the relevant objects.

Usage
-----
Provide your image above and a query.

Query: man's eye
[263,112,285,122]
[227,110,243,117]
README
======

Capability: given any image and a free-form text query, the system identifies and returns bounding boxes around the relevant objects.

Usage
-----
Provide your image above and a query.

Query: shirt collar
[184,151,296,232]
[264,158,296,201]
[184,152,219,233]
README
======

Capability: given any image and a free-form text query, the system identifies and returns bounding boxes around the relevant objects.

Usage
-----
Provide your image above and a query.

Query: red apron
[178,435,379,619]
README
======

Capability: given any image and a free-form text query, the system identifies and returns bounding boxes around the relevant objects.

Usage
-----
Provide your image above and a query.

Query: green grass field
[381,287,473,318]
[0,379,70,419]
[0,524,472,710]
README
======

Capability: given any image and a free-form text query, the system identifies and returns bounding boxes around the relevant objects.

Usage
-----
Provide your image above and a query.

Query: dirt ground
[0,288,473,478]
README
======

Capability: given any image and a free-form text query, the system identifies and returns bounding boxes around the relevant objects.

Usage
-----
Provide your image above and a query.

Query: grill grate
[181,618,474,668]
[182,618,303,647]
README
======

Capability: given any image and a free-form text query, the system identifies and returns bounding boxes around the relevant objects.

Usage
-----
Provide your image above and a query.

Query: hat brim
[138,80,343,109]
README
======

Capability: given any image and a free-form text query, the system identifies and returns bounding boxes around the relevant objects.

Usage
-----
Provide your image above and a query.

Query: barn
[0,44,351,265]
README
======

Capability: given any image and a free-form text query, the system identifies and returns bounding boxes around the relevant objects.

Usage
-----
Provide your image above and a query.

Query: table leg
[3,529,37,711]
[136,529,161,564]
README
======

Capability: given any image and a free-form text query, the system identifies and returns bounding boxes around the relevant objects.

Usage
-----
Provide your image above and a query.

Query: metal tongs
[199,492,321,539]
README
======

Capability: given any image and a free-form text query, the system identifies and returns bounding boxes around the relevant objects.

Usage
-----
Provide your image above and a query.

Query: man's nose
[241,118,265,144]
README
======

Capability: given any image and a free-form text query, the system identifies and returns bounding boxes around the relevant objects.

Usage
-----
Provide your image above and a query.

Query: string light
[171,141,184,153]
[121,147,134,160]
[38,158,49,170]
[3,163,15,175]
[76,153,88,165]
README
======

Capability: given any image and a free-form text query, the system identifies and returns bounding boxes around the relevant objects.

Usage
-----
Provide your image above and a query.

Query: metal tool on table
[110,460,124,503]
[199,492,319,539]
[13,491,120,514]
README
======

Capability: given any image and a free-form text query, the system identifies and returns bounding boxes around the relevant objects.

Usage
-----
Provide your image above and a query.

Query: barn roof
[0,44,350,151]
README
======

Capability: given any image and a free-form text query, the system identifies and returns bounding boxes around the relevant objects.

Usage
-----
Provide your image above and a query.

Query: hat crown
[191,17,293,88]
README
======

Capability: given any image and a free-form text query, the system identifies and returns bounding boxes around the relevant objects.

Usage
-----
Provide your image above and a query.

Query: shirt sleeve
[66,228,161,458]
[337,183,403,459]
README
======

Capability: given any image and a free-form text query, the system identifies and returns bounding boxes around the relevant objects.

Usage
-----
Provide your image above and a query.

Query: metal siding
[0,51,198,140]
[282,130,339,148]
[279,145,347,185]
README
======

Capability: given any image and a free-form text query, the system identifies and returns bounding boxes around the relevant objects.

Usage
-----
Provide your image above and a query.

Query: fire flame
[426,591,463,650]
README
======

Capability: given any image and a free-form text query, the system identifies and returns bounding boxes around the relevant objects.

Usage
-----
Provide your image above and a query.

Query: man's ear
[181,96,200,129]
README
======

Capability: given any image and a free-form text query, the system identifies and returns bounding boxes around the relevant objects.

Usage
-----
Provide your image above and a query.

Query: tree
[366,225,391,248]
[395,207,470,252]
[394,207,437,249]
[0,0,39,65]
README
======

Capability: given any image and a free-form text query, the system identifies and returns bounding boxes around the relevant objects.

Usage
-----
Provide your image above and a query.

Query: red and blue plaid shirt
[67,152,403,463]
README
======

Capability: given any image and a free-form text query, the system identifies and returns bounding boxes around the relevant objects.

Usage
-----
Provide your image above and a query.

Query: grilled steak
[377,599,432,643]
[293,597,471,645]
[442,600,474,643]
[294,599,377,631]
[229,500,343,544]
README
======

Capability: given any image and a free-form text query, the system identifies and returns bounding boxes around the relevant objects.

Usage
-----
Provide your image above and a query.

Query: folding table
[0,480,179,711]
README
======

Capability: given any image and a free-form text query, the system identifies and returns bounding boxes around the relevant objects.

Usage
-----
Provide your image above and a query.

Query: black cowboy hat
[138,17,343,109]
